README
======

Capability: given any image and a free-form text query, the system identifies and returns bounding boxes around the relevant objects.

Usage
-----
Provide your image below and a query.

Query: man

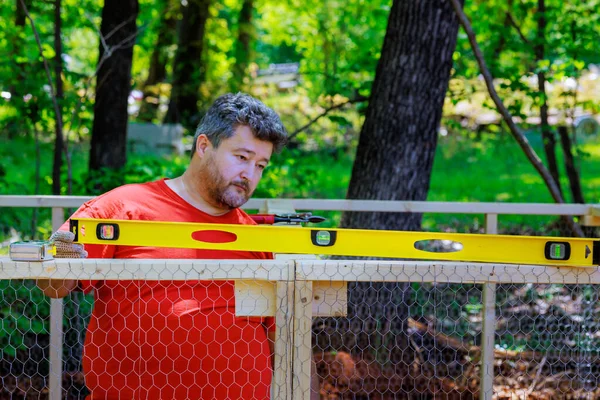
[37,93,288,399]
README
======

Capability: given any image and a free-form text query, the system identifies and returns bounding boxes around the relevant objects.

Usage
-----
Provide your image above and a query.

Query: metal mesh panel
[1,215,600,398]
[305,260,600,399]
[313,280,600,399]
[1,261,291,399]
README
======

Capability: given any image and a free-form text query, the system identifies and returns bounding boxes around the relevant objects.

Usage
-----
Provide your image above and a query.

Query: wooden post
[50,207,64,400]
[480,213,498,400]
[262,199,319,399]
[293,280,313,400]
[274,282,294,399]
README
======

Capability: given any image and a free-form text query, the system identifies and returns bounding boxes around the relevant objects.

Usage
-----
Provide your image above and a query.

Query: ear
[195,134,211,158]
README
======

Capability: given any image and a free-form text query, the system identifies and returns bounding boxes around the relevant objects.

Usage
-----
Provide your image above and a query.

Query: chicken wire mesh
[0,260,291,399]
[313,280,600,399]
[1,260,600,399]
[1,214,599,399]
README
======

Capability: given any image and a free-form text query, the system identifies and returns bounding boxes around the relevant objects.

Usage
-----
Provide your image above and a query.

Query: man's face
[199,125,273,209]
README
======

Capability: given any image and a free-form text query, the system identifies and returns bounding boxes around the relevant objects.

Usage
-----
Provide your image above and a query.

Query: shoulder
[89,181,159,205]
[75,180,165,219]
[232,208,258,225]
[101,180,164,198]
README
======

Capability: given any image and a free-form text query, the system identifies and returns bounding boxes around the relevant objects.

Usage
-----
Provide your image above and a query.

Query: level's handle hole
[414,239,464,253]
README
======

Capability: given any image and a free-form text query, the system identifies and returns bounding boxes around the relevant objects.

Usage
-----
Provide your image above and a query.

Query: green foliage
[0,280,48,358]
[256,147,352,199]
[0,0,101,147]
[449,0,600,129]
[80,154,189,194]
[0,136,87,241]
[256,0,391,100]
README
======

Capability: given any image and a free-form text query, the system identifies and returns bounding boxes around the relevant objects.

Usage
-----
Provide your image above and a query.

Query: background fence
[1,196,599,399]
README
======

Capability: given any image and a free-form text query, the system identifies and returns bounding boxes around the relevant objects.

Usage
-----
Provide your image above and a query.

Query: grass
[431,130,600,203]
[424,129,600,232]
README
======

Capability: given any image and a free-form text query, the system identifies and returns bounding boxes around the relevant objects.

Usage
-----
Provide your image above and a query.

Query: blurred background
[1,1,600,397]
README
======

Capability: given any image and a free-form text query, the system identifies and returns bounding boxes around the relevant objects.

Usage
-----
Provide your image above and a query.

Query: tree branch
[506,11,533,48]
[103,14,137,42]
[19,0,73,194]
[288,96,368,141]
[449,0,584,237]
[18,0,63,137]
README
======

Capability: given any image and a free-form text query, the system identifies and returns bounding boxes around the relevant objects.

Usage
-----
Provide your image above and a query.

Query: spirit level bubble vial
[544,241,571,261]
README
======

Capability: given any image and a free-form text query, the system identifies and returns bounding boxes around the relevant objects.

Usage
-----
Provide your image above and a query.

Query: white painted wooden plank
[480,283,496,400]
[267,201,319,399]
[293,281,313,400]
[312,281,347,317]
[274,282,294,399]
[49,208,64,400]
[0,195,92,208]
[2,258,600,284]
[0,258,293,281]
[480,214,498,400]
[295,260,600,284]
[49,298,63,400]
[0,195,594,216]
[244,198,592,215]
[259,198,302,215]
[234,280,276,316]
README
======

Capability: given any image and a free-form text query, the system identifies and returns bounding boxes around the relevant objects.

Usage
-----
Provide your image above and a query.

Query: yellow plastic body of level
[69,218,600,267]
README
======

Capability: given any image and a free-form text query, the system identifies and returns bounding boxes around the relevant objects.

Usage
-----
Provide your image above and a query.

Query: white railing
[1,195,598,215]
[1,195,599,400]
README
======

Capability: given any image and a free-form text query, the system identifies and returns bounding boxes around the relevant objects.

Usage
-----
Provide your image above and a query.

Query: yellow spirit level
[69,218,600,267]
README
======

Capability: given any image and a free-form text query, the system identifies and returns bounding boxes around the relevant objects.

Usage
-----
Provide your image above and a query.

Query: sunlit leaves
[449,0,600,125]
[257,0,390,100]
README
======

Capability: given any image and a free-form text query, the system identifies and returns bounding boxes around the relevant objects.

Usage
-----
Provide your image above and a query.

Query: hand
[49,230,88,258]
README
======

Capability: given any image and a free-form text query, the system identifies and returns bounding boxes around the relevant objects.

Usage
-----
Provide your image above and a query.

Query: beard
[202,156,252,209]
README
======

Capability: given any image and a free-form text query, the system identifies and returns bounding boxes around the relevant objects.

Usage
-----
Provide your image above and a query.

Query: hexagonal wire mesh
[1,208,599,399]
[310,214,600,399]
[312,273,600,399]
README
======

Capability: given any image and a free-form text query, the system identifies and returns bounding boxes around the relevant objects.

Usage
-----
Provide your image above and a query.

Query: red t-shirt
[61,179,274,399]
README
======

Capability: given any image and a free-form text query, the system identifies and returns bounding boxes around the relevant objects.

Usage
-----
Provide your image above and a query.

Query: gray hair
[191,93,288,157]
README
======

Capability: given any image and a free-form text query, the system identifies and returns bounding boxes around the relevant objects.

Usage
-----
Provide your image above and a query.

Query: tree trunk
[338,0,463,370]
[229,0,254,93]
[163,0,210,128]
[89,0,139,190]
[318,12,333,98]
[52,0,64,195]
[536,0,562,196]
[15,0,26,26]
[558,126,585,203]
[10,0,32,139]
[13,0,30,87]
[342,0,461,230]
[138,0,176,122]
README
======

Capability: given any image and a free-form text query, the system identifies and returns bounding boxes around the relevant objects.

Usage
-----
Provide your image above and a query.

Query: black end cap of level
[69,219,79,242]
[593,241,600,265]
